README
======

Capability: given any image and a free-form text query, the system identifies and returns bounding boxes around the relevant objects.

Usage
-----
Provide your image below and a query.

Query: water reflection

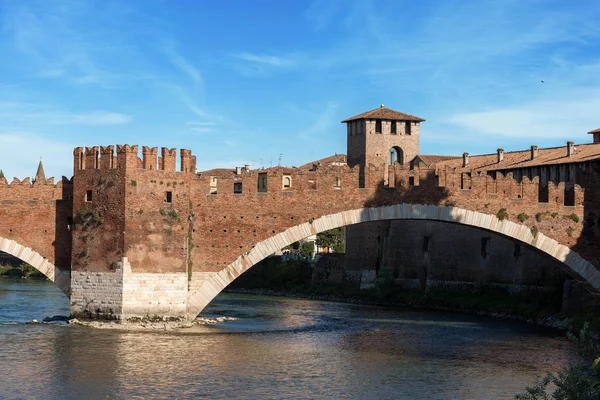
[0,279,574,399]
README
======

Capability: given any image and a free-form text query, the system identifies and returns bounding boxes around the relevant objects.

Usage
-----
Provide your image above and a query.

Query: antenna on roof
[278,153,282,166]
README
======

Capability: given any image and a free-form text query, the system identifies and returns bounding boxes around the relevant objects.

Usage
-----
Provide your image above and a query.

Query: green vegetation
[74,206,103,231]
[0,263,46,279]
[130,180,137,187]
[497,208,509,221]
[530,226,539,237]
[516,323,600,399]
[300,241,315,258]
[316,227,345,253]
[0,169,4,180]
[565,213,580,223]
[518,213,529,223]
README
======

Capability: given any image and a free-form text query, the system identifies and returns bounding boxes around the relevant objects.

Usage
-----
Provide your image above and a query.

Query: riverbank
[224,285,600,333]
[227,256,600,333]
[0,263,46,279]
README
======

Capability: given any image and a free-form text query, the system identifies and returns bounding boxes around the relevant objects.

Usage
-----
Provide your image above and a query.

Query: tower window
[405,121,412,135]
[391,121,396,135]
[375,120,382,134]
[234,182,243,194]
[165,191,172,203]
[85,190,92,202]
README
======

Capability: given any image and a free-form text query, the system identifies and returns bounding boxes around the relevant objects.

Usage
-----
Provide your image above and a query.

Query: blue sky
[1,0,600,180]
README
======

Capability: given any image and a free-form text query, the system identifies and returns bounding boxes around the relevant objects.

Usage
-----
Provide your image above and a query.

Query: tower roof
[34,160,46,183]
[342,105,425,123]
[589,128,600,134]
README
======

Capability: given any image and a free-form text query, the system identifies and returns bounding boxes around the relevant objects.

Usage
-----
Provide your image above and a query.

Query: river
[0,278,573,399]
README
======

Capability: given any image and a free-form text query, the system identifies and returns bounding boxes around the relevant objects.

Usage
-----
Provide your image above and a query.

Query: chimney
[235,166,242,175]
[497,148,504,163]
[244,164,250,171]
[567,141,575,157]
[588,128,600,143]
[530,145,538,160]
[462,152,469,167]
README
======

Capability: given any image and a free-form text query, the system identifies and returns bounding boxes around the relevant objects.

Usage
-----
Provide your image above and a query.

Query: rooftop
[342,105,425,123]
[299,154,347,170]
[435,142,600,172]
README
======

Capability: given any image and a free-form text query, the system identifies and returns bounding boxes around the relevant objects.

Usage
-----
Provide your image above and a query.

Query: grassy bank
[0,263,47,279]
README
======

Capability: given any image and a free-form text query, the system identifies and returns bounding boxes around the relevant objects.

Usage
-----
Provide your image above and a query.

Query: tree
[316,227,345,253]
[300,241,314,259]
[0,170,4,180]
[515,323,600,399]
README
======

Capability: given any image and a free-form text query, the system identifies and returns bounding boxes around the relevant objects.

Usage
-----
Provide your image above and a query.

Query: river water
[0,278,573,399]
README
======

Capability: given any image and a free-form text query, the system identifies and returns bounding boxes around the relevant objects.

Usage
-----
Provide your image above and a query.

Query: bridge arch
[186,204,600,318]
[0,237,70,297]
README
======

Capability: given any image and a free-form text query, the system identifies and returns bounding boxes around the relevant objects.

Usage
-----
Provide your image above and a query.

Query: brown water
[0,278,574,399]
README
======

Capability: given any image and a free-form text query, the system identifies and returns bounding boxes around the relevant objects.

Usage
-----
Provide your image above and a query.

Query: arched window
[283,176,291,188]
[389,147,404,165]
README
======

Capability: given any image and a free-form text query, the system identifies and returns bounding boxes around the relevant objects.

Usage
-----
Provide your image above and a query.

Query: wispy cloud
[297,101,338,140]
[186,121,216,126]
[190,127,214,133]
[233,52,297,67]
[0,102,131,126]
[448,88,600,140]
[163,43,204,86]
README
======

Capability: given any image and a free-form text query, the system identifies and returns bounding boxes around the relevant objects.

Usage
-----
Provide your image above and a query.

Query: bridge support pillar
[70,258,189,321]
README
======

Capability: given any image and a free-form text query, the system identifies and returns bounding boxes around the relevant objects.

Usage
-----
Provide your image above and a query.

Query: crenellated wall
[2,140,600,320]
[0,175,72,279]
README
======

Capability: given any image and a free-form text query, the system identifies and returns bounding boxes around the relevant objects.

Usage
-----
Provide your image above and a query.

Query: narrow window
[375,120,382,134]
[408,177,415,186]
[85,190,92,202]
[564,187,575,206]
[538,184,548,203]
[391,121,397,135]
[234,182,243,194]
[257,173,267,192]
[283,175,291,188]
[334,176,341,188]
[165,191,172,203]
[405,121,412,135]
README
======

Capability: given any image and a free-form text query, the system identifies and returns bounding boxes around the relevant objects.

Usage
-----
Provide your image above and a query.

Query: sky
[1,0,599,180]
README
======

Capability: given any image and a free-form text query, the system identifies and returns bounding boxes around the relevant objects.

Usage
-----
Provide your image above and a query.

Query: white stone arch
[0,237,70,296]
[186,204,600,319]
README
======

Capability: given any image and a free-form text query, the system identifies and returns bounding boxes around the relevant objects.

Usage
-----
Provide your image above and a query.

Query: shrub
[518,213,529,223]
[565,213,580,223]
[497,208,508,221]
[535,213,543,223]
[530,226,538,237]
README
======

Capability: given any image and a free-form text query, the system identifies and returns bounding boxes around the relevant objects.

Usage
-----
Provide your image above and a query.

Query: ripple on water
[0,279,575,400]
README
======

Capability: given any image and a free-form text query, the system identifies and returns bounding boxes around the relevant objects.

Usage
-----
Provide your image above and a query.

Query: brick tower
[342,105,425,185]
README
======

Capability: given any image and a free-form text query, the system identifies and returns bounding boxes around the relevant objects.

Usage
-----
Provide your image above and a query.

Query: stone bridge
[1,142,600,320]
